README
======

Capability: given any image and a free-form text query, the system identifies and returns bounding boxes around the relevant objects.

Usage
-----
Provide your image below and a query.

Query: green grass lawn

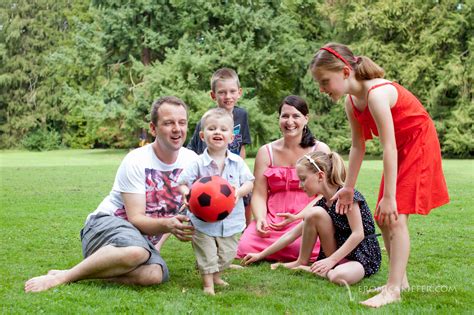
[1,149,472,314]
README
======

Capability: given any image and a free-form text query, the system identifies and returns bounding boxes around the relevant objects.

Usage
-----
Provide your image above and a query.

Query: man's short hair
[150,96,188,125]
[210,68,240,93]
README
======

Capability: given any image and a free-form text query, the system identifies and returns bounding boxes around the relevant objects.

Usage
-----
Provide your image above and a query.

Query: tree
[315,0,473,155]
[1,0,471,156]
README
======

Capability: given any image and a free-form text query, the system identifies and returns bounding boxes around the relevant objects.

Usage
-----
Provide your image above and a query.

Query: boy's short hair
[201,108,234,130]
[210,68,240,93]
[150,96,188,125]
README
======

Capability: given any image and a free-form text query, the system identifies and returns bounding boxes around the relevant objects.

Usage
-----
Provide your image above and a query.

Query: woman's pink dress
[237,144,320,262]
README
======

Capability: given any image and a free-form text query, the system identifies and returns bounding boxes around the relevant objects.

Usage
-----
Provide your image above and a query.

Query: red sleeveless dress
[349,82,449,215]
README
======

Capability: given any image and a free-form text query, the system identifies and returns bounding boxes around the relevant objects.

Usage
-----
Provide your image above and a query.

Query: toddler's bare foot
[360,287,401,308]
[203,286,215,295]
[25,273,67,293]
[214,278,229,286]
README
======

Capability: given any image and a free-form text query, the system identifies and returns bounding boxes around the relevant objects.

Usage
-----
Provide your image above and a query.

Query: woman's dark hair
[278,95,316,148]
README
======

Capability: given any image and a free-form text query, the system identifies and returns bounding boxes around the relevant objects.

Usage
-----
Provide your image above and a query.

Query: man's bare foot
[228,264,244,270]
[47,269,68,276]
[203,286,215,295]
[25,274,67,293]
[360,287,401,308]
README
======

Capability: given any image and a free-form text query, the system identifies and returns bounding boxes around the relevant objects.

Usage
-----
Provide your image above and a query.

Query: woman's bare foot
[271,260,306,270]
[25,273,68,293]
[270,262,282,270]
[294,265,312,272]
[360,287,401,308]
[228,264,244,270]
[203,286,215,295]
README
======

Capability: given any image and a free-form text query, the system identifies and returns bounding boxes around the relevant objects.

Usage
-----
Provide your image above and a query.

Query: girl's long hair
[297,151,346,187]
[310,42,385,80]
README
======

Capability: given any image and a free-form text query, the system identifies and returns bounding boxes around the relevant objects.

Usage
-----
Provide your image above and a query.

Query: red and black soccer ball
[188,176,235,222]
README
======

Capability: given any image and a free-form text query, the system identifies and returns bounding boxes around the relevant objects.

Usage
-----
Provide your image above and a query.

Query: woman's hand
[241,252,263,266]
[310,257,337,277]
[255,218,270,237]
[269,213,298,230]
[330,187,354,215]
[375,196,398,226]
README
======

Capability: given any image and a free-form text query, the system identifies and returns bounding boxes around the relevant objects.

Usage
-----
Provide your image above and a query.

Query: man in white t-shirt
[25,96,198,292]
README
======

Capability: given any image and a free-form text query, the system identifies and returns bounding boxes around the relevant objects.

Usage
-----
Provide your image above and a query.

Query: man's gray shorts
[80,213,169,282]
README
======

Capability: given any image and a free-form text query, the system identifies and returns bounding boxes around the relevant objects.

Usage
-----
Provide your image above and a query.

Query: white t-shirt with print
[87,144,198,243]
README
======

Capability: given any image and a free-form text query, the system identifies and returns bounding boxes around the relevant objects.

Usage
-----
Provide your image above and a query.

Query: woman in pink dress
[237,95,330,262]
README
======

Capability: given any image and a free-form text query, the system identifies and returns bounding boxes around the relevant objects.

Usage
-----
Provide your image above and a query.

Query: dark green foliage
[1,0,472,156]
[21,128,62,151]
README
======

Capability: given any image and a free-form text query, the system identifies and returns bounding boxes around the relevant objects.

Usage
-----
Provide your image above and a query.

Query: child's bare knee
[304,207,325,223]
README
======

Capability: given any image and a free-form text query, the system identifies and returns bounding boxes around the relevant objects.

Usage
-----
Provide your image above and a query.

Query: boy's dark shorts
[80,213,169,282]
[243,193,252,207]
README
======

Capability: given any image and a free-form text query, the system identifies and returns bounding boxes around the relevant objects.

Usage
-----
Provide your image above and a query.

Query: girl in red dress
[310,43,449,307]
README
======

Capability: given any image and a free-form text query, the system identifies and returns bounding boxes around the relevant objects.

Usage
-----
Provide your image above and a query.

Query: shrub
[21,129,62,151]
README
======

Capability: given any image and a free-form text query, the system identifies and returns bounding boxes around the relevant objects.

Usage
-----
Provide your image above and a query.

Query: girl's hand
[241,253,263,266]
[255,218,270,237]
[330,187,354,215]
[269,213,298,230]
[375,196,398,226]
[310,257,337,276]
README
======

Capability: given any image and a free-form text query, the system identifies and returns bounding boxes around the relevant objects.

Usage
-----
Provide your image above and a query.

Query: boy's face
[210,79,242,112]
[199,116,235,152]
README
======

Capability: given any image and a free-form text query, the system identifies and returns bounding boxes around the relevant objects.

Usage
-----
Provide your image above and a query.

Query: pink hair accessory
[320,47,353,70]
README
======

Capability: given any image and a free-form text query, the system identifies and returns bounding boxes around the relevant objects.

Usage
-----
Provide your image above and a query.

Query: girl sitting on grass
[261,151,381,286]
